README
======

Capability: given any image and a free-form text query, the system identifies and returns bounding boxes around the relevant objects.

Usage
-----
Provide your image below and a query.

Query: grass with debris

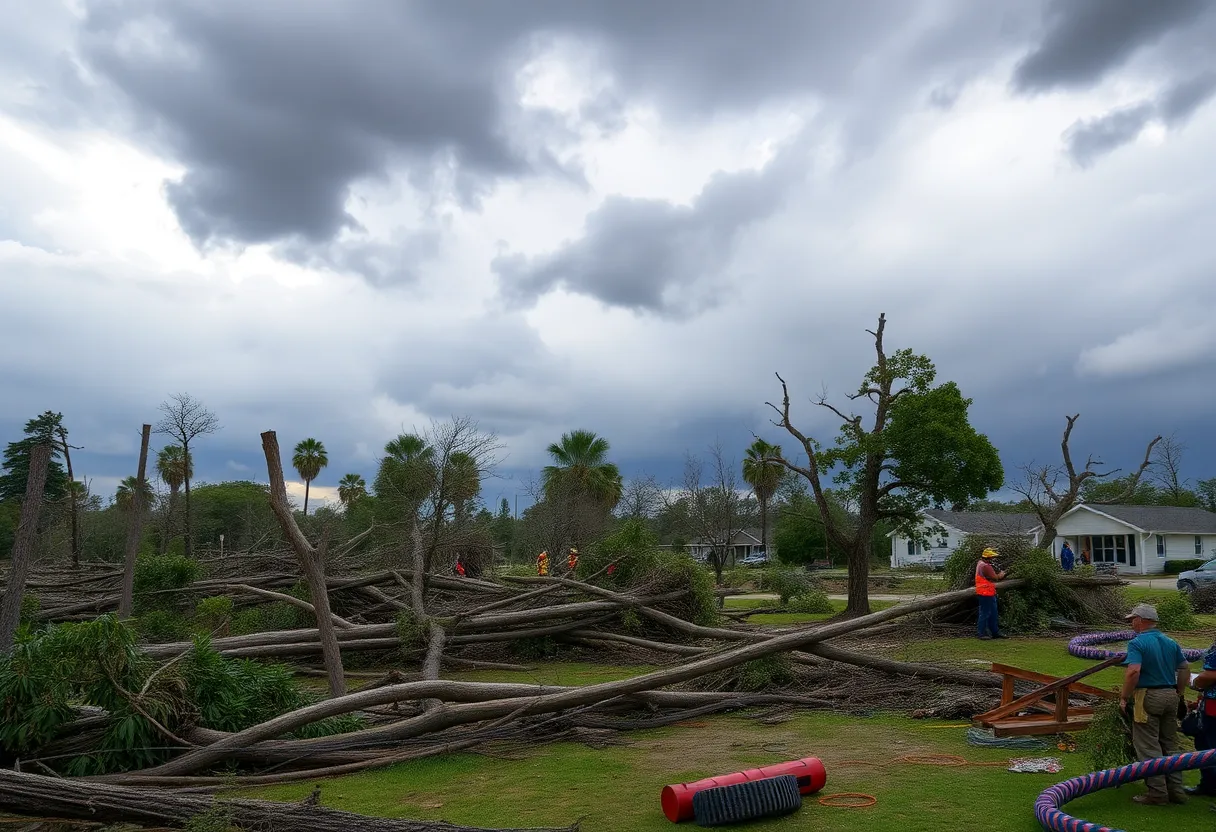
[242,710,1213,831]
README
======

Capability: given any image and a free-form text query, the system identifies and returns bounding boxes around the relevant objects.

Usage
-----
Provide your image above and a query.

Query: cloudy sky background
[2,0,1215,512]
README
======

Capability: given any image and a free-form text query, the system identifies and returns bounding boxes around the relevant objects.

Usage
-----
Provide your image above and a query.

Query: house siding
[1153,533,1213,562]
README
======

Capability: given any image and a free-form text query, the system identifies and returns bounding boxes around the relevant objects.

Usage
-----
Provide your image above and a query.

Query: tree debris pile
[939,536,1126,632]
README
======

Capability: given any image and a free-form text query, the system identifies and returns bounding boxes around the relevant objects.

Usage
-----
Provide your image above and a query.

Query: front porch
[1058,533,1144,574]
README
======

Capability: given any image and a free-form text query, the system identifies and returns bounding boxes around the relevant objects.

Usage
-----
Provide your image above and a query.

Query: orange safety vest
[537,552,549,576]
[975,561,997,597]
[567,550,578,570]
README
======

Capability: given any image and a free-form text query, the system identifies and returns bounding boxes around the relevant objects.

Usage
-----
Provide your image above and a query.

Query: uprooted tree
[767,313,1004,617]
[1012,414,1161,546]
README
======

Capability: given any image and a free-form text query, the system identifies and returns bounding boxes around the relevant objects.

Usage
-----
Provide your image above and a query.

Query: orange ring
[818,792,877,809]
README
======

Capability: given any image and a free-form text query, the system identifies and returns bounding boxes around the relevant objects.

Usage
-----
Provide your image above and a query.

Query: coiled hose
[1067,630,1203,662]
[1036,749,1216,831]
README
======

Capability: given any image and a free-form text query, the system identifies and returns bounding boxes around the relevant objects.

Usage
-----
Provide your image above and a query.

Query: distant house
[1045,504,1216,575]
[889,509,1040,568]
[687,528,773,563]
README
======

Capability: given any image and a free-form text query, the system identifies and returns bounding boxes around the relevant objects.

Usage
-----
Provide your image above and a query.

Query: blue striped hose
[1067,630,1203,663]
[1036,749,1216,831]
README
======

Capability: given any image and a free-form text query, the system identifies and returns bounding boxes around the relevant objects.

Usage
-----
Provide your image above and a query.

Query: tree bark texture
[0,444,52,652]
[119,424,152,619]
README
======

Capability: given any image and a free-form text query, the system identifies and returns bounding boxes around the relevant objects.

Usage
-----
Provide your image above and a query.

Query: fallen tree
[0,768,575,832]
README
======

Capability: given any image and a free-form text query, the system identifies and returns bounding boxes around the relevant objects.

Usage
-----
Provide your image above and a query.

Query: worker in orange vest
[975,547,1007,640]
[567,547,579,573]
[537,550,549,576]
[454,556,466,577]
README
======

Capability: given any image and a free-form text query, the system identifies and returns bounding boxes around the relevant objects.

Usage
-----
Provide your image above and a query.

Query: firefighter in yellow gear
[567,547,579,572]
[537,550,549,576]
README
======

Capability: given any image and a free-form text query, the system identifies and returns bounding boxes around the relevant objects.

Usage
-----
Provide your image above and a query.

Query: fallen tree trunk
[0,768,575,832]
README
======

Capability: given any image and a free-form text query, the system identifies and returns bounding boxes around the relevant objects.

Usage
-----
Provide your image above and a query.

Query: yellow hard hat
[982,548,999,559]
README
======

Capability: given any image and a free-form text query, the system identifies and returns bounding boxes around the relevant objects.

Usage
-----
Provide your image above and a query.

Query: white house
[889,509,1040,568]
[687,528,773,563]
[1045,504,1216,575]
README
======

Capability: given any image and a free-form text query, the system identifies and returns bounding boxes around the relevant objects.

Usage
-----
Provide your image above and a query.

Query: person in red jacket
[975,548,1007,640]
[454,556,466,577]
[567,547,579,573]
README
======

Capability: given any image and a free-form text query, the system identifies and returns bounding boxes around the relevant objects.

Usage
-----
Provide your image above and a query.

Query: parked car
[740,552,769,567]
[1177,559,1216,592]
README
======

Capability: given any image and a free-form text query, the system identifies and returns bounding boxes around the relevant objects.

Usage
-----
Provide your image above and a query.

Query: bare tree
[677,443,749,587]
[418,417,502,576]
[1152,433,1191,504]
[261,431,345,697]
[118,425,152,619]
[616,474,664,521]
[155,394,220,559]
[1013,414,1161,548]
[0,444,52,652]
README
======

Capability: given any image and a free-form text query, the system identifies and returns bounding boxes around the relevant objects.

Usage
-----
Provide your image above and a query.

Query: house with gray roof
[1048,504,1216,575]
[888,508,1040,568]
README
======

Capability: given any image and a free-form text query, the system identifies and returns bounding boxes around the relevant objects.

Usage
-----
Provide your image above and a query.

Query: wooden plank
[989,662,1120,699]
[976,658,1122,724]
[1054,685,1070,723]
[1001,674,1015,705]
[991,716,1096,737]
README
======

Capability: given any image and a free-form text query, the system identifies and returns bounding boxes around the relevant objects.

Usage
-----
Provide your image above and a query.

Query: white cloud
[1076,314,1216,378]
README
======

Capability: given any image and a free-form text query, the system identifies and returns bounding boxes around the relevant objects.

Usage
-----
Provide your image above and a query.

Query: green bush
[1082,700,1134,772]
[19,594,40,626]
[1165,559,1207,575]
[787,590,834,615]
[581,519,718,627]
[135,610,191,643]
[736,656,794,691]
[194,596,234,634]
[1155,592,1198,631]
[132,553,201,614]
[759,566,817,604]
[720,567,756,589]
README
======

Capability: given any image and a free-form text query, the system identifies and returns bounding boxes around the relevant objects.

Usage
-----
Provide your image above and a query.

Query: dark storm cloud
[67,0,1036,259]
[1012,0,1210,92]
[1063,73,1216,167]
[492,137,807,316]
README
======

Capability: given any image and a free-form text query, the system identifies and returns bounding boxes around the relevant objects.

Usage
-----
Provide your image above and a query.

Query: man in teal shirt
[1119,603,1191,805]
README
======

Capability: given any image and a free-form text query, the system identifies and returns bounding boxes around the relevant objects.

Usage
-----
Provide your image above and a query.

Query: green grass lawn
[723,597,896,626]
[242,711,1214,831]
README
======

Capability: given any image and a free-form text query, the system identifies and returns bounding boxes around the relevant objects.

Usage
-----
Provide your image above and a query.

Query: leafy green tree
[337,473,367,511]
[742,438,782,555]
[291,438,328,515]
[543,430,623,508]
[542,429,623,550]
[155,445,191,553]
[769,313,1003,616]
[191,481,277,552]
[1198,479,1216,513]
[0,412,69,504]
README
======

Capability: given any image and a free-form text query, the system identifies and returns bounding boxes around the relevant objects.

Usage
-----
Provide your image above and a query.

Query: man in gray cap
[1119,602,1192,805]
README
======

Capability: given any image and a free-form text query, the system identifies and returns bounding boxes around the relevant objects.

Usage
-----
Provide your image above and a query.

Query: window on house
[907,540,917,556]
[1197,536,1204,556]
[1156,535,1166,558]
[1092,535,1128,564]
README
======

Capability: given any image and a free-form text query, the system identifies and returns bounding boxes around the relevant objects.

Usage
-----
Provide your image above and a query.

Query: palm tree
[115,475,154,513]
[543,429,623,510]
[292,438,329,515]
[156,444,191,551]
[742,438,782,558]
[445,451,480,523]
[338,473,367,511]
[375,434,436,506]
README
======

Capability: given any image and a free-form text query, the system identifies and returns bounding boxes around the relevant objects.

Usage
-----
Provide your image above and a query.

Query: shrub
[1191,585,1216,614]
[194,596,234,634]
[1155,592,1198,631]
[132,554,201,614]
[135,610,191,643]
[396,609,426,654]
[735,656,794,691]
[1082,700,1134,772]
[760,566,817,604]
[787,590,834,615]
[19,594,40,626]
[1165,559,1206,575]
[720,568,756,589]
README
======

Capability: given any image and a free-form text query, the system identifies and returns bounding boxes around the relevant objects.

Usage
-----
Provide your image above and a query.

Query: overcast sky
[3,0,1215,512]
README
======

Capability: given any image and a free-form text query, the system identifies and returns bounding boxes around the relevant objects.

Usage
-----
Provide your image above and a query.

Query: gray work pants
[1131,688,1183,799]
